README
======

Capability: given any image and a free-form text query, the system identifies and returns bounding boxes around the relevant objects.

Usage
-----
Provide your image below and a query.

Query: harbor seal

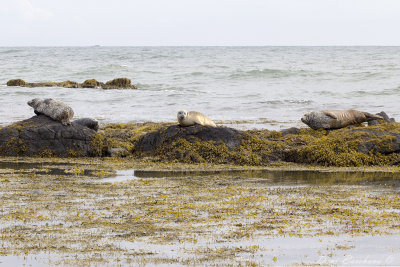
[177,110,216,127]
[301,110,383,130]
[27,98,74,125]
[72,118,99,131]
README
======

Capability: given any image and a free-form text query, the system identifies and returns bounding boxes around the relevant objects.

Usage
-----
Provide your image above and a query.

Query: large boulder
[0,115,99,157]
[134,124,243,154]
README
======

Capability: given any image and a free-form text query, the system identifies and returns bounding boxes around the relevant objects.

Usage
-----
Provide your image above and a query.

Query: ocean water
[0,46,399,130]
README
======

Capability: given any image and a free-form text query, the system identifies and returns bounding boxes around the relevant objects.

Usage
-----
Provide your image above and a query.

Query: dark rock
[280,127,300,136]
[368,111,396,126]
[72,118,99,132]
[134,124,243,154]
[0,115,98,157]
[348,128,400,155]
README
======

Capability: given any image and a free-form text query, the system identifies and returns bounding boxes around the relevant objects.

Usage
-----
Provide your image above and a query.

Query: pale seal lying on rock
[177,110,216,127]
[28,98,74,125]
[301,110,383,130]
[72,118,99,131]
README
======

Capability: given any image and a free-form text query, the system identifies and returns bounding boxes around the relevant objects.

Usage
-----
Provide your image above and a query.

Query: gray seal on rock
[301,110,383,130]
[72,118,99,131]
[177,110,216,127]
[27,98,74,125]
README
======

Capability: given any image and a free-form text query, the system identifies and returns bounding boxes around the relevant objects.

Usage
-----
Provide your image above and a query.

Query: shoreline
[1,118,400,167]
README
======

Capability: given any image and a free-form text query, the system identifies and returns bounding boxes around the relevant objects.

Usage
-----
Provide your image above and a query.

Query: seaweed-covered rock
[103,78,137,89]
[133,125,246,163]
[0,115,98,157]
[7,79,26,86]
[135,125,243,154]
[6,78,137,89]
[60,81,79,88]
[81,79,103,88]
[285,124,400,166]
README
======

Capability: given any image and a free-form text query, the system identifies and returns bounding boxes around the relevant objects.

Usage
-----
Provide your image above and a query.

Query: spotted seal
[177,110,216,127]
[301,110,383,130]
[28,98,74,125]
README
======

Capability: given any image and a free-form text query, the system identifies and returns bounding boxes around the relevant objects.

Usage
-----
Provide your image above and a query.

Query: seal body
[27,98,74,125]
[301,110,382,130]
[72,118,99,131]
[177,110,216,127]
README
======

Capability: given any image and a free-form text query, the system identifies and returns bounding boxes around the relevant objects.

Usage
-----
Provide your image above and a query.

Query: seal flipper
[363,112,383,121]
[322,111,338,119]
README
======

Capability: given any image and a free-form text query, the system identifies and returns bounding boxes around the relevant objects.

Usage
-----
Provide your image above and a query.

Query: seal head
[177,110,187,122]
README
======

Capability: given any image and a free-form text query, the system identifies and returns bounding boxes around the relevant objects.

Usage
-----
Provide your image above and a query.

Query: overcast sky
[1,0,399,46]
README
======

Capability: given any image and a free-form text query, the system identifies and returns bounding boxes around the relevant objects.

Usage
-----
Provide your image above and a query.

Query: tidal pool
[0,161,400,266]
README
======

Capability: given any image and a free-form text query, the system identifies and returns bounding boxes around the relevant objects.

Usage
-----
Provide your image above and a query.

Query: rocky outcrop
[133,122,400,166]
[134,124,243,155]
[0,115,99,157]
[6,77,137,89]
[284,124,400,166]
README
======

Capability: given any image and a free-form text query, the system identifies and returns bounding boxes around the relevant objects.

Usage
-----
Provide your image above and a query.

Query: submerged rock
[0,115,99,157]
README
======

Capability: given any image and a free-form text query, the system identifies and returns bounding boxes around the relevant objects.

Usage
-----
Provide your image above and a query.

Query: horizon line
[1,45,400,48]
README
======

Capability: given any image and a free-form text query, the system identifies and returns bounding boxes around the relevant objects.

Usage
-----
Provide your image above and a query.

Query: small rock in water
[81,79,103,88]
[7,79,26,86]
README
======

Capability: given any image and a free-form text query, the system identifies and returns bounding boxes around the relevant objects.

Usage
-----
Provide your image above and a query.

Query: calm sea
[0,46,399,130]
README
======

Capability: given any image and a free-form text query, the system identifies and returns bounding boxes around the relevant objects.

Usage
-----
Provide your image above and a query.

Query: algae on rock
[6,77,137,89]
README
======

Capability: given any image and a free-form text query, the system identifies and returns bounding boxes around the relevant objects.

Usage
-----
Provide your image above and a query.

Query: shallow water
[1,160,400,266]
[1,46,399,130]
[2,234,399,266]
[102,168,400,188]
[0,161,96,176]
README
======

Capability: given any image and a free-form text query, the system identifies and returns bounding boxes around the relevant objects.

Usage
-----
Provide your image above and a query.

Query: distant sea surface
[1,46,399,130]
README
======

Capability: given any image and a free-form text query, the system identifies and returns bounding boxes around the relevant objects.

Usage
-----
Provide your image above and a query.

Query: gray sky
[1,0,400,46]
